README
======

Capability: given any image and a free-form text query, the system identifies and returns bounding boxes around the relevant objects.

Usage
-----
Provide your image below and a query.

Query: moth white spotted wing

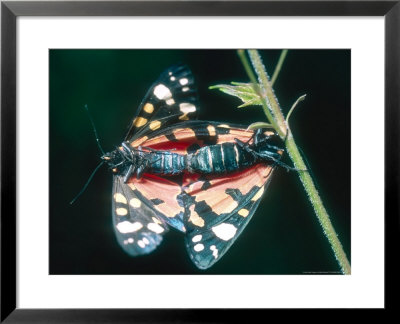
[112,175,169,256]
[109,64,199,256]
[124,64,199,142]
[183,164,276,269]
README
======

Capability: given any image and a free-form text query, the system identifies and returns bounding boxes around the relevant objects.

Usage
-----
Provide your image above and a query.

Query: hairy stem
[237,50,282,136]
[247,50,287,137]
[242,49,351,274]
[271,49,288,86]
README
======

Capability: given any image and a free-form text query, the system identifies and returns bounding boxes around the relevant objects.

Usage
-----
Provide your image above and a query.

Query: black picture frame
[1,0,398,321]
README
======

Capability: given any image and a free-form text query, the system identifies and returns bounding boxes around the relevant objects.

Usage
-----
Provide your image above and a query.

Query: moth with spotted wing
[104,64,198,255]
[102,64,282,269]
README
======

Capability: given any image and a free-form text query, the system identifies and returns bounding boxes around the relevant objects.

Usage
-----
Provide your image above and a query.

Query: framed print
[49,48,351,276]
[1,0,398,321]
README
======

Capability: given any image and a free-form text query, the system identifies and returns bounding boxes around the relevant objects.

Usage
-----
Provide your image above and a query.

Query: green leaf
[246,121,273,130]
[209,82,263,108]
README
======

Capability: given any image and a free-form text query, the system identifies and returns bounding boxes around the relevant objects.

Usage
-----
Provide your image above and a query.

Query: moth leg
[123,164,136,183]
[234,138,256,156]
[135,147,150,179]
[136,155,151,179]
[122,142,135,162]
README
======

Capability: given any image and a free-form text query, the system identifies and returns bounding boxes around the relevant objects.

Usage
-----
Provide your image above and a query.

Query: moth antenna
[70,161,105,205]
[84,104,106,156]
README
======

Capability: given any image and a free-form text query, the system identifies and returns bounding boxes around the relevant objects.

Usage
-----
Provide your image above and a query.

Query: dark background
[50,49,350,274]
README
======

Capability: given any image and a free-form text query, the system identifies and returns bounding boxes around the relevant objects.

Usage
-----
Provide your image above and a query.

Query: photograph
[49,49,351,275]
[2,0,395,319]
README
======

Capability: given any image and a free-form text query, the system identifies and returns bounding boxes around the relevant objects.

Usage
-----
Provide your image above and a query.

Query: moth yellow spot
[179,113,190,120]
[152,217,162,224]
[263,130,275,137]
[173,128,196,140]
[131,136,148,147]
[149,120,161,130]
[218,124,230,128]
[129,198,141,208]
[207,125,216,136]
[182,86,189,92]
[127,183,136,190]
[143,103,154,114]
[189,205,205,227]
[190,214,205,227]
[112,168,118,173]
[133,116,147,128]
[238,208,249,217]
[251,186,264,201]
[113,193,127,204]
[116,208,128,216]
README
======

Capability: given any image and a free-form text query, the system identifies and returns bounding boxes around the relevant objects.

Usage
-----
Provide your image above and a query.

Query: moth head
[101,149,125,170]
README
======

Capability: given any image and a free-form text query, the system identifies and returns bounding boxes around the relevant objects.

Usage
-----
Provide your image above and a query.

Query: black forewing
[124,64,199,142]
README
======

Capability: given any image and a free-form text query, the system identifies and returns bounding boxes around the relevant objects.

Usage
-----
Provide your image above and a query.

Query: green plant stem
[237,50,282,137]
[247,50,287,137]
[243,49,351,275]
[271,49,288,86]
[285,135,351,275]
[286,94,307,127]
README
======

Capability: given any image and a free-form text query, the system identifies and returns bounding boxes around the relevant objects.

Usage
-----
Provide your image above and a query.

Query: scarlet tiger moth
[105,64,199,255]
[101,64,284,269]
